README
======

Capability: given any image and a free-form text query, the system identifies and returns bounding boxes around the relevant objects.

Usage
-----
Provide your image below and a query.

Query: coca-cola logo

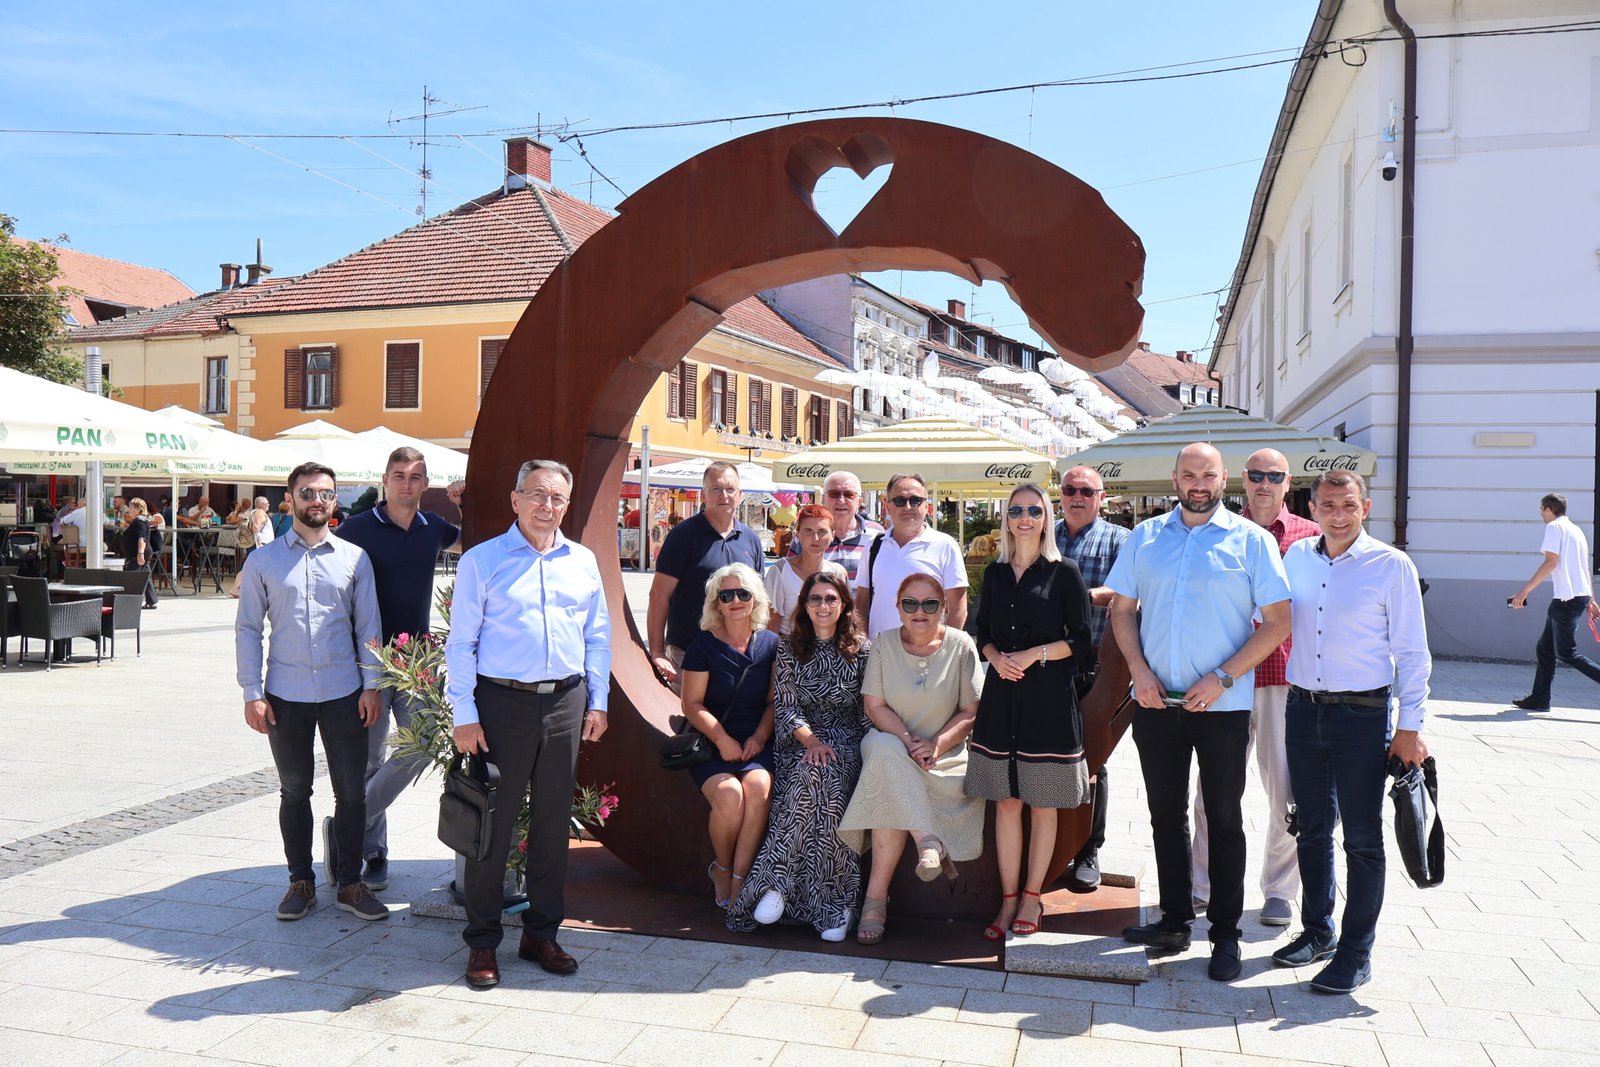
[1096,461,1123,478]
[786,463,832,479]
[984,463,1036,480]
[1303,453,1361,473]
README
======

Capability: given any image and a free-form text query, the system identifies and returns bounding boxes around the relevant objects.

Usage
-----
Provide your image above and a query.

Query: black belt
[482,674,583,695]
[1289,684,1390,708]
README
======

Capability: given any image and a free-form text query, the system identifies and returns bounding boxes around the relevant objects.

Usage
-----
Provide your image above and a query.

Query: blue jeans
[1285,694,1389,964]
[1530,596,1600,705]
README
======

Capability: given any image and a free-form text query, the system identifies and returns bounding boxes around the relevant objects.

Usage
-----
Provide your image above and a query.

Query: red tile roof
[12,239,196,326]
[69,278,293,341]
[228,183,836,366]
[1124,348,1216,387]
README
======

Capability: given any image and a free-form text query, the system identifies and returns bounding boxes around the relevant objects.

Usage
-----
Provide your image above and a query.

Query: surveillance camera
[1381,151,1398,182]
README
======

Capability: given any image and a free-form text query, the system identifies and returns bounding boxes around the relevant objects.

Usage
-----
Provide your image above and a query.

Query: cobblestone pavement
[2,575,1598,1065]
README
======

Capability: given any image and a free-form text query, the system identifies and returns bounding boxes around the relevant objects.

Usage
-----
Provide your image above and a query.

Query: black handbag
[1388,754,1445,888]
[658,662,752,771]
[438,751,501,861]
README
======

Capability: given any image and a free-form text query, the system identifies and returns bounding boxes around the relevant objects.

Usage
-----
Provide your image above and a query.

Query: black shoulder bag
[659,662,753,770]
[438,751,501,861]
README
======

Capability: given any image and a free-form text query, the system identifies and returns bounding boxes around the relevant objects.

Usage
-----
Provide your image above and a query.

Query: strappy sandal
[983,892,1019,942]
[914,836,957,882]
[708,860,733,908]
[1010,890,1044,936]
[856,896,889,944]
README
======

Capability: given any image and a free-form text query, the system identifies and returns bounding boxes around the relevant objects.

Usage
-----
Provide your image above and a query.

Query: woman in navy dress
[680,562,781,909]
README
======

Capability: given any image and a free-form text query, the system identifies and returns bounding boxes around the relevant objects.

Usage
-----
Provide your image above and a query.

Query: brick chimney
[504,137,553,192]
[947,299,966,319]
[1136,341,1152,352]
[219,263,241,289]
[1176,350,1192,362]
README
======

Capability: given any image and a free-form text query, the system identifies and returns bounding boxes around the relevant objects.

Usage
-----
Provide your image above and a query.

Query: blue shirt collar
[372,502,429,527]
[284,526,334,551]
[1161,504,1237,533]
[501,523,570,557]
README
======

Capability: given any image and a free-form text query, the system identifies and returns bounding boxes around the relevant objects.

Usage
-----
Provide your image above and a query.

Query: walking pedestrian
[1509,493,1600,710]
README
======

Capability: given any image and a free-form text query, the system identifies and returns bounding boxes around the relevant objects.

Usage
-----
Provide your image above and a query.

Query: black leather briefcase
[438,752,500,862]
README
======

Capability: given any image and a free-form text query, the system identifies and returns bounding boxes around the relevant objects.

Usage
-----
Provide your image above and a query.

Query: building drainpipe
[1385,0,1418,551]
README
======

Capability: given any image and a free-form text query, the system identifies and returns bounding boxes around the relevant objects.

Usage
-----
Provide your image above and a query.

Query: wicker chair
[63,567,146,657]
[10,575,103,669]
[0,567,17,669]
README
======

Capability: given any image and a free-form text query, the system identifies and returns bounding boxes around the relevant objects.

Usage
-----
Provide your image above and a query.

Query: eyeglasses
[705,486,740,497]
[1059,486,1102,497]
[717,588,754,603]
[1007,505,1045,519]
[1245,470,1288,485]
[824,489,859,500]
[805,593,843,606]
[890,495,927,509]
[294,488,338,503]
[899,597,943,615]
[517,490,569,507]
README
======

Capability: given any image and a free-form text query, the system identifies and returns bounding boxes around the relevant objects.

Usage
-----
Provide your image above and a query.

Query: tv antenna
[388,85,486,217]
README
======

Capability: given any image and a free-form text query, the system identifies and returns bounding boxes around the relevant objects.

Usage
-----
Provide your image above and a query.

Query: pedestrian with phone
[1508,492,1600,711]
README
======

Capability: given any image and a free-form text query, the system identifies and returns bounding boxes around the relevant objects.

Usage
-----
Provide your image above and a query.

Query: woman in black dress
[727,571,870,940]
[680,562,781,909]
[965,483,1092,939]
[123,499,159,608]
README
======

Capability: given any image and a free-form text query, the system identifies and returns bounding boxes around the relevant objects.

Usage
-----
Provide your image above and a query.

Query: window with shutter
[809,396,830,443]
[479,338,506,401]
[385,342,421,409]
[283,348,304,409]
[837,399,852,440]
[668,362,682,418]
[683,362,699,421]
[302,346,336,410]
[762,381,773,433]
[708,370,726,428]
[724,373,738,428]
[327,347,341,408]
[748,377,763,432]
[781,386,798,439]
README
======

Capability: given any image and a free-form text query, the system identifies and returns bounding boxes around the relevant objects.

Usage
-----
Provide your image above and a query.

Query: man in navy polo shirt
[336,446,461,890]
[648,460,765,692]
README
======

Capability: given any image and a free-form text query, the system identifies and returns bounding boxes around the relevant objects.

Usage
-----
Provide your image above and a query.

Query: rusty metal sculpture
[467,118,1144,918]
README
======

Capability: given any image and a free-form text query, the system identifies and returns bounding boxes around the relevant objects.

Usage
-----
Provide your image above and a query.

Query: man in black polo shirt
[336,446,460,890]
[647,460,765,692]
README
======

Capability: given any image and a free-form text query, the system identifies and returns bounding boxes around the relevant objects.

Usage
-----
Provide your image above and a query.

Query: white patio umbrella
[273,419,391,484]
[0,367,208,462]
[355,427,468,487]
[621,458,803,493]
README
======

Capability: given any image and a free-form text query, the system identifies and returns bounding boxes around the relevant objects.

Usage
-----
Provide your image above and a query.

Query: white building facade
[1212,0,1600,657]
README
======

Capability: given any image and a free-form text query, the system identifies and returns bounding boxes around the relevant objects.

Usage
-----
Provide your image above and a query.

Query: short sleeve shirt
[335,503,460,643]
[1543,516,1594,601]
[861,525,968,640]
[656,512,766,649]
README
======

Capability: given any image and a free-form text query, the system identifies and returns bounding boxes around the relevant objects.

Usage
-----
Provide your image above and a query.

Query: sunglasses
[1059,486,1101,497]
[1245,470,1288,485]
[890,495,927,509]
[294,488,338,503]
[899,597,943,615]
[1007,505,1045,519]
[805,593,843,606]
[824,489,859,500]
[716,588,754,604]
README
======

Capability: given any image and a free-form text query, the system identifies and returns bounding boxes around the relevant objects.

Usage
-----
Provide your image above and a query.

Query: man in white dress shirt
[1272,470,1431,995]
[1509,492,1600,710]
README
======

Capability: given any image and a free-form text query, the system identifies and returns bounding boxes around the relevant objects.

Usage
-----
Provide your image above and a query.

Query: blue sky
[0,1,1344,358]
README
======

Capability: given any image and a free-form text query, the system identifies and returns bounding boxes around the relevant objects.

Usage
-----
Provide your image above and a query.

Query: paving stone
[198,1014,384,1065]
[0,1026,126,1064]
[0,944,142,991]
[771,1044,941,1067]
[0,981,136,1035]
[700,960,853,1006]
[1131,974,1273,1021]
[615,1023,783,1067]
[1088,1003,1239,1054]
[577,986,739,1030]
[855,1015,1019,1067]
[95,1000,257,1056]
[880,961,1006,991]
[1483,1045,1600,1067]
[470,1004,643,1059]
[1430,975,1599,1020]
[1003,931,1151,983]
[1509,1013,1600,1055]
[1374,1032,1496,1067]
[1233,1016,1383,1065]
[956,989,1092,1035]
[345,1034,529,1066]
[715,996,868,1047]
[574,945,714,990]
[334,989,507,1042]
[317,952,467,995]
[1015,1032,1178,1067]
[642,933,776,966]
[1179,1052,1309,1067]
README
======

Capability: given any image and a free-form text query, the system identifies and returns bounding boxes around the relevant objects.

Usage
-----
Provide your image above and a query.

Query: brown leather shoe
[465,947,500,989]
[518,932,578,975]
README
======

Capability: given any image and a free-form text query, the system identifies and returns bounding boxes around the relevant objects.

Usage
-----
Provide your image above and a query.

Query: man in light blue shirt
[1106,442,1291,982]
[236,461,386,924]
[447,459,611,989]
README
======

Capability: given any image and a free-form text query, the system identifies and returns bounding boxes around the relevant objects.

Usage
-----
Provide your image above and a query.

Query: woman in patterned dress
[838,573,985,944]
[727,571,869,940]
[964,483,1093,940]
[680,564,782,909]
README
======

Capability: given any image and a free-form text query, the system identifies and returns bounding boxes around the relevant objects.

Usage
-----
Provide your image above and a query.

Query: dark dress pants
[123,559,157,607]
[1073,671,1108,859]
[1132,705,1250,940]
[1530,595,1600,704]
[462,679,585,949]
[265,689,369,887]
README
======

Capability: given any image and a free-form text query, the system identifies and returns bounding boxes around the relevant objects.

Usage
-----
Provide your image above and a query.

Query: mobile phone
[1163,689,1189,708]
[1507,597,1515,607]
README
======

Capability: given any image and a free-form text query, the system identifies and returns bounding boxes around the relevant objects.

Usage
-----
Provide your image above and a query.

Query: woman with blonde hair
[838,572,984,944]
[965,483,1092,939]
[679,562,781,909]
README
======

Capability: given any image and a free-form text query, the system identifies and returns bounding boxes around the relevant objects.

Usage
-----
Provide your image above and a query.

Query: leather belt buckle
[532,680,560,695]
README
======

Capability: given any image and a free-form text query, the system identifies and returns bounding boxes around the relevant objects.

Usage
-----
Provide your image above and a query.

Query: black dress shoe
[1208,937,1242,982]
[466,948,500,989]
[1069,851,1101,893]
[1511,696,1550,711]
[519,932,578,975]
[1122,920,1191,951]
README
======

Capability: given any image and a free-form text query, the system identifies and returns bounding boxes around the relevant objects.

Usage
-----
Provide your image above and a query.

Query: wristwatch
[1215,669,1235,690]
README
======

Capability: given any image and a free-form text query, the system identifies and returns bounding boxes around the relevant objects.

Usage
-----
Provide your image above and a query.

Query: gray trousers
[462,678,585,948]
[362,688,431,861]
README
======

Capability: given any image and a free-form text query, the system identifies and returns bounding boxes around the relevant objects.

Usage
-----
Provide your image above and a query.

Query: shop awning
[771,416,1056,496]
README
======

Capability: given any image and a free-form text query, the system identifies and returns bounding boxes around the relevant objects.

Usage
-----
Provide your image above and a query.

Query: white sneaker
[753,890,785,925]
[820,923,849,942]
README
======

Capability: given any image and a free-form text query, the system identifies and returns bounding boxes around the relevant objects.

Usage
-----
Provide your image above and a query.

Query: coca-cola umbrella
[771,416,1056,495]
[1056,405,1377,494]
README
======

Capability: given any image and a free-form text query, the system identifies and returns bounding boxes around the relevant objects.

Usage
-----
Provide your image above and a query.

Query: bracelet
[1038,645,1048,665]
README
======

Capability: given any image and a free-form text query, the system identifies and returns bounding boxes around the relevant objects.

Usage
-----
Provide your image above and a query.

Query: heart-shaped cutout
[785,134,895,237]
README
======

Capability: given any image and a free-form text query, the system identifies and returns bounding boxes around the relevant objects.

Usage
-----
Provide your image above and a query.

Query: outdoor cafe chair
[10,575,103,670]
[0,567,18,669]
[63,567,146,657]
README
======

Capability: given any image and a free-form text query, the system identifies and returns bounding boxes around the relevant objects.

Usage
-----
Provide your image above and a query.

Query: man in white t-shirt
[855,472,967,640]
[1510,492,1600,711]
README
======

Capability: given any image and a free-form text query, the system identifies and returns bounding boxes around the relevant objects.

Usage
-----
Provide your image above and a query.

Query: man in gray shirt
[236,461,387,922]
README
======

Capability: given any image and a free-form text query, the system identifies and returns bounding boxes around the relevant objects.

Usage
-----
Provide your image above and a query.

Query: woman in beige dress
[838,572,984,944]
